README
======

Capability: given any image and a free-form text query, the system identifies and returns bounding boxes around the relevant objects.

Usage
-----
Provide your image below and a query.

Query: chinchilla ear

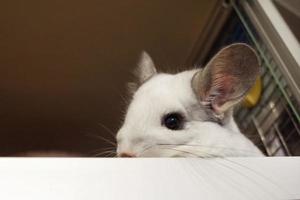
[128,51,157,95]
[135,51,157,84]
[192,43,260,115]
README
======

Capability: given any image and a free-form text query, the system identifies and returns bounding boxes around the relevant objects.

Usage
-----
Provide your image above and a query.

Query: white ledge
[0,157,299,200]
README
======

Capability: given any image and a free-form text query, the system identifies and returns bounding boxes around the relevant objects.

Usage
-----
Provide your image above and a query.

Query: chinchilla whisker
[89,133,117,147]
[156,143,261,155]
[159,147,207,158]
[110,86,130,106]
[101,151,117,157]
[137,144,206,158]
[139,144,229,158]
[94,150,114,156]
[186,158,248,199]
[89,147,116,155]
[97,122,116,139]
[191,152,269,198]
[188,159,252,198]
[105,151,117,157]
[136,144,157,157]
[156,143,280,197]
[94,150,117,157]
[119,92,131,106]
[199,152,282,198]
[109,152,117,157]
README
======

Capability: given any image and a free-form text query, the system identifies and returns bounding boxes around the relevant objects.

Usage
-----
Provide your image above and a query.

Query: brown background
[0,0,218,156]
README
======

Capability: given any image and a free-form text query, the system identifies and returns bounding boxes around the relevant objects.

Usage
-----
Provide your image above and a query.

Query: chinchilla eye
[162,113,184,130]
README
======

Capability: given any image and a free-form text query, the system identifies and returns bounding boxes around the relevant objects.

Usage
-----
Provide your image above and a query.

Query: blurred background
[0,0,299,156]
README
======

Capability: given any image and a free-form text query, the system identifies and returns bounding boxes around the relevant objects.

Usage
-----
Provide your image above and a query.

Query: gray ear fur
[135,51,157,84]
[192,43,260,116]
[127,51,157,95]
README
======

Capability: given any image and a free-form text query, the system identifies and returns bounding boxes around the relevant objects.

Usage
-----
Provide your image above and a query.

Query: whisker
[93,146,116,151]
[88,133,116,147]
[89,147,116,156]
[157,143,262,155]
[119,92,130,106]
[159,147,206,158]
[97,123,116,139]
[108,151,117,157]
[161,149,278,199]
[188,159,253,198]
[145,143,282,197]
[137,144,157,156]
[103,152,117,157]
[94,150,114,156]
[199,152,283,199]
[95,150,117,157]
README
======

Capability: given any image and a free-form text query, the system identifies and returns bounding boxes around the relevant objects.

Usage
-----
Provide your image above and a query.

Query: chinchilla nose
[119,152,136,157]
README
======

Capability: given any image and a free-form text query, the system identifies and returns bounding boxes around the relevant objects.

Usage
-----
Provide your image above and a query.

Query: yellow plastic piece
[243,77,262,108]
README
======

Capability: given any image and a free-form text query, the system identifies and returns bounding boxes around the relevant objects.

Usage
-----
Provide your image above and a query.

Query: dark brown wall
[0,0,218,156]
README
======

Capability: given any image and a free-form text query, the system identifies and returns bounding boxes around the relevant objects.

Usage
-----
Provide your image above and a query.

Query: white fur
[116,70,263,157]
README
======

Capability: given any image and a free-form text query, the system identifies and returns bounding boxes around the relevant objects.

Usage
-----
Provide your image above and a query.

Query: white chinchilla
[116,43,263,157]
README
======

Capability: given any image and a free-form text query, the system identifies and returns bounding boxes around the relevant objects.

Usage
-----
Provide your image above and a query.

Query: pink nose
[119,152,136,157]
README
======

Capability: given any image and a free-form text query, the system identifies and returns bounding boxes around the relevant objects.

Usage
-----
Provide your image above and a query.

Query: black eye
[162,113,184,130]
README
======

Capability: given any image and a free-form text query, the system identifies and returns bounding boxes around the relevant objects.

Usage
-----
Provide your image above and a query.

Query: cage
[189,0,300,156]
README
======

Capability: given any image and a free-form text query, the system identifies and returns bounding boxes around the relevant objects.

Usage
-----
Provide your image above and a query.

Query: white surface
[0,158,299,200]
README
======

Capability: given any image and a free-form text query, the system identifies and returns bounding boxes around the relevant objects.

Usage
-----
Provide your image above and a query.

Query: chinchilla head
[116,43,263,157]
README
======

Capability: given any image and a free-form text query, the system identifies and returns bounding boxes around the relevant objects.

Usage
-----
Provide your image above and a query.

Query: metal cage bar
[199,0,300,156]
